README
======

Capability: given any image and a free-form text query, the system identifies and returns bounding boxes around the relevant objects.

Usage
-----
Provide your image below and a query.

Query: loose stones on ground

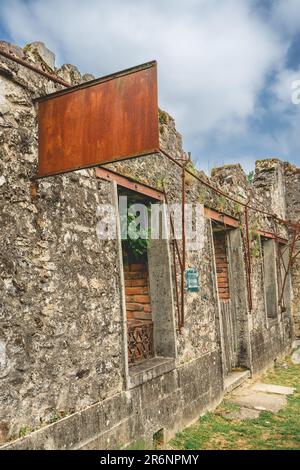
[291,348,300,365]
[222,381,295,421]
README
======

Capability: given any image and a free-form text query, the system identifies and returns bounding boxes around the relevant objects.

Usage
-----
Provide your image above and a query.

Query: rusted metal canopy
[37,61,159,177]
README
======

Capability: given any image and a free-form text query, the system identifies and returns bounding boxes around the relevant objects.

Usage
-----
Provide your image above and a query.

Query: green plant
[198,187,210,205]
[49,415,61,424]
[156,177,166,190]
[186,161,198,177]
[126,440,153,450]
[216,195,227,213]
[18,426,30,438]
[233,202,242,215]
[120,206,151,260]
[247,171,254,183]
[251,238,261,258]
[158,109,168,125]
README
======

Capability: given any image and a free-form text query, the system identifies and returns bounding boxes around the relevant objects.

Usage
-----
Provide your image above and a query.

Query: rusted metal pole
[163,187,183,330]
[244,206,251,275]
[172,240,181,329]
[293,249,300,261]
[277,240,286,311]
[163,188,183,271]
[0,48,71,88]
[278,229,298,307]
[180,162,186,329]
[159,147,300,230]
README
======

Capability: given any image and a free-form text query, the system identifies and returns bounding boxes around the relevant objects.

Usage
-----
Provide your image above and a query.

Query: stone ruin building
[0,41,299,449]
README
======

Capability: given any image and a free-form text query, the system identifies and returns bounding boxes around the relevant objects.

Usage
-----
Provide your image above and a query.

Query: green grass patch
[170,358,300,450]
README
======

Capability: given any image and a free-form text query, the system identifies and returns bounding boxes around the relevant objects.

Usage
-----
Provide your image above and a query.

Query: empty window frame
[261,237,278,319]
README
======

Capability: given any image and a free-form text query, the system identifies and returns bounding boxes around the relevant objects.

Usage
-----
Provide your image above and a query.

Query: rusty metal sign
[37,61,159,177]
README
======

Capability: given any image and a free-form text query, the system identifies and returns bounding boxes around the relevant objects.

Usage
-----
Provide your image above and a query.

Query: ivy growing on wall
[120,207,151,261]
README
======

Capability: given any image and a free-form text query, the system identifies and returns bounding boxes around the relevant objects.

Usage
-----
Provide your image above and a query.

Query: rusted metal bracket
[180,159,188,330]
[96,167,164,201]
[257,230,288,245]
[163,156,189,332]
[204,208,239,228]
[163,186,184,331]
[0,47,71,87]
[278,228,300,309]
[159,147,300,230]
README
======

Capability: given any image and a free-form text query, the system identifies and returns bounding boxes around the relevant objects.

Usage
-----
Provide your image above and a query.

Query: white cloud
[272,67,300,108]
[272,0,300,35]
[270,66,300,160]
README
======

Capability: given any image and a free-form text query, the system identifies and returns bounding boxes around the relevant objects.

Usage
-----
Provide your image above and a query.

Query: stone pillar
[254,159,287,220]
[284,163,300,337]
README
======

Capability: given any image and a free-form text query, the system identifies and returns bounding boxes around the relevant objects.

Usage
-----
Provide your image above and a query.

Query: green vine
[216,195,227,213]
[198,187,210,204]
[247,171,254,183]
[250,237,261,258]
[120,207,151,261]
[158,109,168,125]
[249,221,261,258]
[233,202,242,216]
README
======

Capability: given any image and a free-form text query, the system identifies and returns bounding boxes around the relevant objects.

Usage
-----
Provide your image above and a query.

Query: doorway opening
[119,187,154,365]
[212,222,251,379]
[117,186,177,370]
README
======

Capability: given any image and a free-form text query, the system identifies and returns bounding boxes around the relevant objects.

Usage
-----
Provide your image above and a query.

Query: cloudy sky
[0,0,300,173]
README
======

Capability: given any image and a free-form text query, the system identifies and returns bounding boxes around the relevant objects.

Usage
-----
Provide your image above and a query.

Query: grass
[170,358,300,450]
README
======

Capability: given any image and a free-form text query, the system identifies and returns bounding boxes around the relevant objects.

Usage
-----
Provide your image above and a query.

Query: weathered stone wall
[0,41,222,445]
[254,159,287,220]
[107,155,221,367]
[209,161,293,373]
[284,163,300,337]
[0,40,296,448]
[0,351,223,450]
[0,42,124,442]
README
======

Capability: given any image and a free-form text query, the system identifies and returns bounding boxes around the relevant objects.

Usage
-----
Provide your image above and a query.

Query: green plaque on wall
[185,268,199,293]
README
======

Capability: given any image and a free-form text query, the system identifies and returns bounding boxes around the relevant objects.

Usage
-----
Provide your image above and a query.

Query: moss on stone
[158,109,169,125]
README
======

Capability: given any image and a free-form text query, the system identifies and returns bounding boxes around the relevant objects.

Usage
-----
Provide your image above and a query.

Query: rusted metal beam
[163,187,184,330]
[204,207,239,228]
[96,167,164,201]
[172,240,181,329]
[180,161,187,330]
[163,187,183,270]
[293,249,300,262]
[205,209,289,245]
[159,147,300,230]
[35,60,157,102]
[258,230,288,245]
[0,47,71,87]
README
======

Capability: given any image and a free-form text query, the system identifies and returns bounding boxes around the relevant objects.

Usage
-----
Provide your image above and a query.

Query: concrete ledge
[0,353,222,450]
[129,357,175,388]
[224,370,251,393]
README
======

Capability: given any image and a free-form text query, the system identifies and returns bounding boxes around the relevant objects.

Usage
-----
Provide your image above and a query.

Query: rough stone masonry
[0,41,299,449]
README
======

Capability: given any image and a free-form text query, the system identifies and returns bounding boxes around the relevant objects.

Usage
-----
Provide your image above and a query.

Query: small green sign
[185,268,199,293]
